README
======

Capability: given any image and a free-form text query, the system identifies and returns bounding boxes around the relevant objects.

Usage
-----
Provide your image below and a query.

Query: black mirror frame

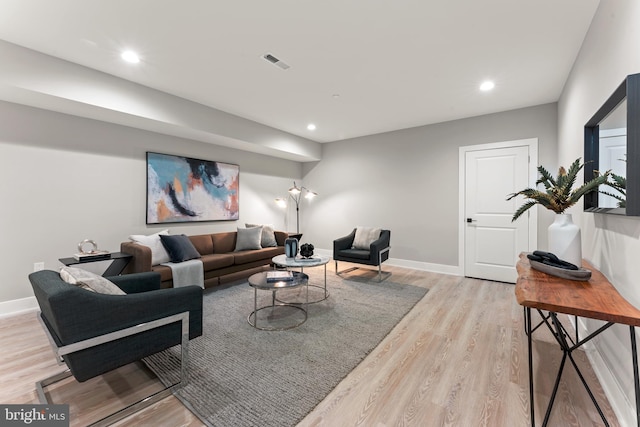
[584,73,640,215]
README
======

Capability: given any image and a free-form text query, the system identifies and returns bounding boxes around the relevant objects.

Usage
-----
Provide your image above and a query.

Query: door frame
[458,138,539,277]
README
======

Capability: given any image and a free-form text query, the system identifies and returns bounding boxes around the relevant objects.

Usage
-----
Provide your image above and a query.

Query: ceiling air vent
[262,53,290,70]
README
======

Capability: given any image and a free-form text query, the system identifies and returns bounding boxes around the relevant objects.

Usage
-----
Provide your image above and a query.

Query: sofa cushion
[234,227,263,251]
[353,226,381,250]
[200,253,235,271]
[212,232,237,254]
[129,229,171,266]
[160,234,201,263]
[189,234,214,255]
[59,266,126,295]
[245,223,278,247]
[337,248,371,260]
[233,247,283,264]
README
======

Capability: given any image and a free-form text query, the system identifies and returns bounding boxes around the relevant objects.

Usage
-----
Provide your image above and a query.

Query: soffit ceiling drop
[0,0,599,148]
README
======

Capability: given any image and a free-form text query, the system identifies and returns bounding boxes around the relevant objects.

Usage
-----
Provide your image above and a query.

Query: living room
[2,0,640,426]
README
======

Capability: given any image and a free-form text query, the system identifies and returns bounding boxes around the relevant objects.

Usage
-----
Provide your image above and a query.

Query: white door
[598,128,626,208]
[463,145,531,283]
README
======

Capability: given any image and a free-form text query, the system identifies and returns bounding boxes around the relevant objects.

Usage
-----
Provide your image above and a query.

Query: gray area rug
[144,269,428,427]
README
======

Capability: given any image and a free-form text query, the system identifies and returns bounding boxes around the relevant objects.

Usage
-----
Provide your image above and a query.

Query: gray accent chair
[29,270,203,426]
[333,229,391,281]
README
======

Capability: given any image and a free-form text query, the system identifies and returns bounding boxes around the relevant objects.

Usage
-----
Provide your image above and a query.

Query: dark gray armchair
[29,270,203,426]
[333,229,391,281]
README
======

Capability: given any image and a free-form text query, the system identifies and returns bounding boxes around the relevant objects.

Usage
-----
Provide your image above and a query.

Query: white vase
[548,213,582,267]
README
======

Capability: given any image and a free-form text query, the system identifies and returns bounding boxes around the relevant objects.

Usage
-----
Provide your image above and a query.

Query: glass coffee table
[247,271,309,331]
[272,254,330,303]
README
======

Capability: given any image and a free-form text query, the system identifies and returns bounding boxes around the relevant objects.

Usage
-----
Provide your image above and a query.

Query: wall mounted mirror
[584,73,640,215]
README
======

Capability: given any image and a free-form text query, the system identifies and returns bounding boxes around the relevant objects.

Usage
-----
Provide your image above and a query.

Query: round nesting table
[272,254,330,304]
[247,271,309,331]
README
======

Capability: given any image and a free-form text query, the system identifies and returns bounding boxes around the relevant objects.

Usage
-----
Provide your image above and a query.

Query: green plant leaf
[511,200,538,221]
[508,158,609,222]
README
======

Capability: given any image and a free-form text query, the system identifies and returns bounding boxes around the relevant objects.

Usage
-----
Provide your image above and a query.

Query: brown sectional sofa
[121,230,287,288]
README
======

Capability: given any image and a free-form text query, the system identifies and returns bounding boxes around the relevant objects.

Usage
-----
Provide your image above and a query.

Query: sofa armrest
[334,229,356,252]
[120,241,153,274]
[275,231,289,246]
[369,230,391,263]
[48,285,203,345]
[108,272,161,294]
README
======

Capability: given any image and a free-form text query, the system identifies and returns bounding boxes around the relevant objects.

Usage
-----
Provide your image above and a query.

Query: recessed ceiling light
[121,50,140,64]
[307,124,316,131]
[480,81,495,91]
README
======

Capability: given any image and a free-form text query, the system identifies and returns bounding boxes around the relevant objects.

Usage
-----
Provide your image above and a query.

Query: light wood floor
[0,265,620,426]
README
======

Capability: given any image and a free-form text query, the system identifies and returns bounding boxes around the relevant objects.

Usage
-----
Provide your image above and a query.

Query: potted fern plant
[507,158,610,266]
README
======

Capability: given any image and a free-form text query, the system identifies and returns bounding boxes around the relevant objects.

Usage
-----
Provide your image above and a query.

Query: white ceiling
[0,0,599,143]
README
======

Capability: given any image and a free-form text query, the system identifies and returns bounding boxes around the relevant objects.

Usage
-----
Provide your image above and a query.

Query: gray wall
[0,101,301,306]
[302,103,558,269]
[557,1,640,424]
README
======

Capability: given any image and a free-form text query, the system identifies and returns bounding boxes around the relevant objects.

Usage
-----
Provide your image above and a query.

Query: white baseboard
[314,248,462,276]
[573,317,635,427]
[0,296,38,319]
[386,258,462,276]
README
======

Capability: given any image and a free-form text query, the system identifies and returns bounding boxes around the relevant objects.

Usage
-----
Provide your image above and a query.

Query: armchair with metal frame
[333,228,391,282]
[29,270,203,427]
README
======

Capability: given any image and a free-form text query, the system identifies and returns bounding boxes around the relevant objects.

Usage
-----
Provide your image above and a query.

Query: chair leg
[36,369,73,404]
[376,248,391,282]
[35,312,191,427]
[336,263,389,282]
[336,264,359,276]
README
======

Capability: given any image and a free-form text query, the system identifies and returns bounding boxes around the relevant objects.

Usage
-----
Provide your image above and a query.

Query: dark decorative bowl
[299,243,315,258]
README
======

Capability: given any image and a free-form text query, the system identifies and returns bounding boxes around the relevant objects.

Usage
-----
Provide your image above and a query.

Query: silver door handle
[466,218,477,223]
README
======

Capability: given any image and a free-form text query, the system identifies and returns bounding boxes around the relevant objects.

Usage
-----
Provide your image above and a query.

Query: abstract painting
[146,152,239,224]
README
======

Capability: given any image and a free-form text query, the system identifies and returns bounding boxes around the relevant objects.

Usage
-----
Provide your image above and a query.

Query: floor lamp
[275,181,317,234]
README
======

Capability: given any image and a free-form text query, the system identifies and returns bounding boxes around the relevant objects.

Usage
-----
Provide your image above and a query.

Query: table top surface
[248,271,309,290]
[515,252,640,326]
[59,251,132,264]
[272,254,330,267]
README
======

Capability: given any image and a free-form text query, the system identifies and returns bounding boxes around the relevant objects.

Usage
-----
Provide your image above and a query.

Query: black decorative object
[300,243,314,258]
[285,238,299,258]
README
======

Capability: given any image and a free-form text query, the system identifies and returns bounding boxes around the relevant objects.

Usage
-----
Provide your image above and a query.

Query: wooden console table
[515,252,640,427]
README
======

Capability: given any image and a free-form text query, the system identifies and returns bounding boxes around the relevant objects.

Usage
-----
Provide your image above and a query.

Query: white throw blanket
[161,259,204,289]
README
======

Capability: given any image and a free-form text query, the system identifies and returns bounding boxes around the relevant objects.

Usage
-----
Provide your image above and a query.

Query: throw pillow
[245,223,277,247]
[352,226,382,250]
[129,229,171,265]
[234,226,263,251]
[59,266,126,295]
[159,234,201,263]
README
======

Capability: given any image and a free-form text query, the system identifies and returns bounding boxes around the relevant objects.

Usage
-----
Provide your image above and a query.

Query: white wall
[557,1,640,425]
[302,103,558,270]
[0,101,301,306]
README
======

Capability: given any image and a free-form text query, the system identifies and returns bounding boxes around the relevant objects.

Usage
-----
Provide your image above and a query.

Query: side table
[272,254,330,303]
[247,271,309,331]
[58,252,133,277]
[515,252,640,426]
